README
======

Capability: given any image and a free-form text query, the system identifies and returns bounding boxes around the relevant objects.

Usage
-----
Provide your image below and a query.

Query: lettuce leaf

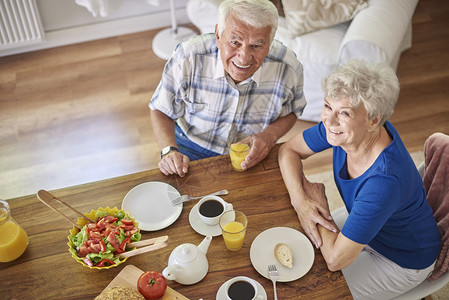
[71,226,88,248]
[94,210,109,220]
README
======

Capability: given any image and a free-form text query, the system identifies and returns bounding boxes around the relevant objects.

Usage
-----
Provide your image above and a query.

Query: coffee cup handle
[225,203,233,212]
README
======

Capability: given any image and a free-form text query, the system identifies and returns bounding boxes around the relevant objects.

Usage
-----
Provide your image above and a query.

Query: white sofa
[186,0,419,122]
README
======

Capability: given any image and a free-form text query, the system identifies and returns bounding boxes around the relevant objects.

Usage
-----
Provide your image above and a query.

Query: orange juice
[0,210,28,262]
[229,143,250,171]
[222,221,246,251]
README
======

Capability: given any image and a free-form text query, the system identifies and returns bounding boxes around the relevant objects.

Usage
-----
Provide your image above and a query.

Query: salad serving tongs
[119,235,169,258]
[37,189,95,230]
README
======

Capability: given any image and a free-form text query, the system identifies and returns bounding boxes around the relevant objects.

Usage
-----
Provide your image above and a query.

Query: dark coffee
[227,280,255,300]
[199,199,224,217]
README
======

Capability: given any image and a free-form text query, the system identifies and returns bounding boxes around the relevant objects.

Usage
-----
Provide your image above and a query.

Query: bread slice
[275,243,293,268]
[95,286,144,300]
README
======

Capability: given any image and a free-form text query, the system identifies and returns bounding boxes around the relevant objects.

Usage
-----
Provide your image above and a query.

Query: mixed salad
[69,210,141,267]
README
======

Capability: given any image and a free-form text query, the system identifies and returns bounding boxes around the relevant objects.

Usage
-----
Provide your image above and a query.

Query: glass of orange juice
[227,133,252,171]
[219,210,247,251]
[0,200,28,262]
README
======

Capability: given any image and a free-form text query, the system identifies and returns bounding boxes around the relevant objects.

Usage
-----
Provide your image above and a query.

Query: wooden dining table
[0,144,352,300]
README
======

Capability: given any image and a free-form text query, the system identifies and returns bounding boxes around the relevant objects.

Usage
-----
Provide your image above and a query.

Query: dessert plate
[250,227,314,282]
[122,182,182,231]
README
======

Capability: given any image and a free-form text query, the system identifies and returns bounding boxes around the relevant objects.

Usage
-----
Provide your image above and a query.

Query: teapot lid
[174,243,198,263]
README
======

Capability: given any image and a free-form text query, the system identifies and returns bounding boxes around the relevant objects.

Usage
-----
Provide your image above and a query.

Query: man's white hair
[217,0,278,43]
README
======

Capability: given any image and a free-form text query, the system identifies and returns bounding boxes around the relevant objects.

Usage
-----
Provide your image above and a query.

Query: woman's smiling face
[215,14,271,84]
[321,96,374,149]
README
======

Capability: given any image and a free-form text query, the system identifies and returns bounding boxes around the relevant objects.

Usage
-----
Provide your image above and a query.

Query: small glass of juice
[219,210,247,251]
[227,133,252,171]
[0,200,28,262]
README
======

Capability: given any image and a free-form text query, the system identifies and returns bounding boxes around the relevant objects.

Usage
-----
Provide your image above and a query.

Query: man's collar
[251,66,262,86]
[214,55,226,80]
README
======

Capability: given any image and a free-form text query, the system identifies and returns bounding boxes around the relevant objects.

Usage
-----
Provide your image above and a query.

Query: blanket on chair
[424,132,449,281]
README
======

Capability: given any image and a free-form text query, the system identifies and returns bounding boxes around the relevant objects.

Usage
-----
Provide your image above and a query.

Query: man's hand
[158,151,190,177]
[241,131,276,170]
[294,177,337,249]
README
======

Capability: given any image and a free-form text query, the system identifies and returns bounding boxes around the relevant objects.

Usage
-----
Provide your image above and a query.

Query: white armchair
[186,0,419,122]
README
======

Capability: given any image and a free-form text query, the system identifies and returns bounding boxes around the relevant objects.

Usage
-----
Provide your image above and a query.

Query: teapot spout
[162,264,180,281]
[197,235,212,255]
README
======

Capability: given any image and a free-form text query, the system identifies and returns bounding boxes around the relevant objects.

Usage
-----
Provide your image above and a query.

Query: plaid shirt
[150,33,306,154]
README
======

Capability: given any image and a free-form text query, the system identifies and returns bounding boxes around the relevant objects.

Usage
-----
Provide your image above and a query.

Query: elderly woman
[279,59,441,299]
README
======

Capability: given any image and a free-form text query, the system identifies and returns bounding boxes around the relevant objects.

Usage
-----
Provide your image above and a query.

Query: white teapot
[162,235,212,285]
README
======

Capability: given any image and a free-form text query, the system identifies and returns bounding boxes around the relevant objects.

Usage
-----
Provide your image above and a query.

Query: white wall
[0,0,190,57]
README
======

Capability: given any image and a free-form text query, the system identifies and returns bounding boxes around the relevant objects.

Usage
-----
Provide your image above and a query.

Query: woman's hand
[158,151,190,177]
[293,177,337,249]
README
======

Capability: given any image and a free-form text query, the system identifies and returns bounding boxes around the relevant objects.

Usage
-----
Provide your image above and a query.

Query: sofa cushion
[281,0,368,37]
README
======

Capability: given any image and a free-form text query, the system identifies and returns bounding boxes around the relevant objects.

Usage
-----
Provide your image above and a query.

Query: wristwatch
[160,146,179,158]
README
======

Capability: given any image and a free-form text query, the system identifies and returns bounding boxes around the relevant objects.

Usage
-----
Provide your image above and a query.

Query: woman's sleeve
[303,122,332,153]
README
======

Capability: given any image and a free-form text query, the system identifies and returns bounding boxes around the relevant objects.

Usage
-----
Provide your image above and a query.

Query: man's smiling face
[215,14,271,84]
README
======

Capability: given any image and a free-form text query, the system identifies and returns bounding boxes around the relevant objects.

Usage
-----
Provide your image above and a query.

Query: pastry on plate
[275,243,293,268]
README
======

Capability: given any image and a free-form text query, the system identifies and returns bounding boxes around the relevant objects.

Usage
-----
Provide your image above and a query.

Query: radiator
[0,0,44,50]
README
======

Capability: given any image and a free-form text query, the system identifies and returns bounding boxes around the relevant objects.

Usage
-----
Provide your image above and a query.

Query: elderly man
[150,0,306,177]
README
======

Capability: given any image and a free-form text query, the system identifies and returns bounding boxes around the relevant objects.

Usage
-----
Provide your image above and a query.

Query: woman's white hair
[323,59,400,126]
[217,0,278,43]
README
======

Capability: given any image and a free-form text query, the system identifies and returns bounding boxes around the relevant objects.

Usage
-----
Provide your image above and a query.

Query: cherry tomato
[137,271,167,299]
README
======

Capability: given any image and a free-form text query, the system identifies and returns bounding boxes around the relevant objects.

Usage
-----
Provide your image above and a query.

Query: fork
[268,264,279,300]
[171,189,229,206]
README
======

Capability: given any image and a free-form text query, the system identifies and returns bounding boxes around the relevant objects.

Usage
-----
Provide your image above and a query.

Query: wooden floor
[1,0,448,200]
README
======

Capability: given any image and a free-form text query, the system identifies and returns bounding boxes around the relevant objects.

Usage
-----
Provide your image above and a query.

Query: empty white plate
[122,181,182,231]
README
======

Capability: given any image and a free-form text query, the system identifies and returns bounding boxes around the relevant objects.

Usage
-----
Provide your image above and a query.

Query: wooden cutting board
[101,264,189,300]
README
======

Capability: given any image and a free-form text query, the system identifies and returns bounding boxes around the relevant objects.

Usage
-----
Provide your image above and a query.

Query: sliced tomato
[87,242,102,253]
[121,218,134,226]
[103,226,113,237]
[103,215,118,223]
[87,223,97,230]
[90,231,102,239]
[106,231,124,254]
[78,245,90,257]
[122,225,135,231]
[99,240,107,253]
[126,226,139,237]
[96,219,106,231]
[120,237,131,251]
[114,229,120,236]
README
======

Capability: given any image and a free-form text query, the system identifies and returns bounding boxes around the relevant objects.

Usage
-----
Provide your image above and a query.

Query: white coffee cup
[225,276,263,300]
[197,195,233,225]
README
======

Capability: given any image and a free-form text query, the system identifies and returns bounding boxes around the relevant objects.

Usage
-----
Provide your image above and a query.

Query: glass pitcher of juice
[0,200,28,262]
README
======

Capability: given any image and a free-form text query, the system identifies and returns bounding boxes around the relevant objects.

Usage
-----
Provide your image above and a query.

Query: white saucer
[188,204,235,237]
[216,277,267,300]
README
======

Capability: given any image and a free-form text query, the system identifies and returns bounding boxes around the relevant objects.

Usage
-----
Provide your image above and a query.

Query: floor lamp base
[152,26,197,60]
